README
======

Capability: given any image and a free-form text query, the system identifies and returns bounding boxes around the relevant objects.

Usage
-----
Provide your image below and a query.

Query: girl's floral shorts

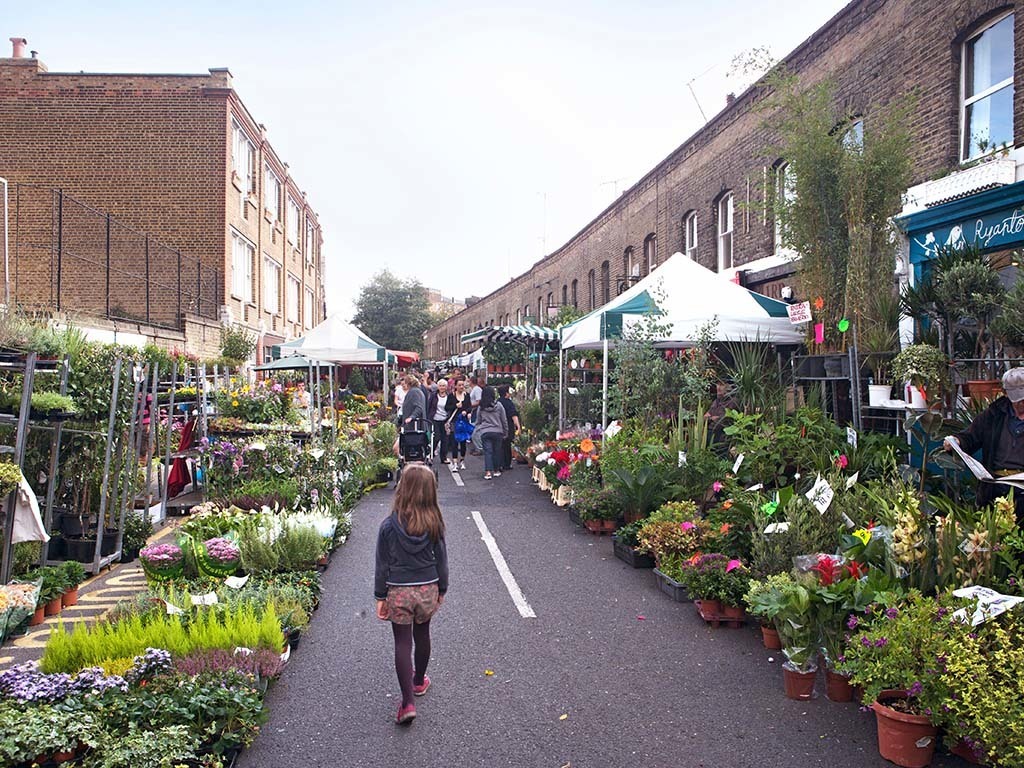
[386,583,440,624]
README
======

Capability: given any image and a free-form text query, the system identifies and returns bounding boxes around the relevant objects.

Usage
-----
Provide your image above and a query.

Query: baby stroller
[395,418,438,486]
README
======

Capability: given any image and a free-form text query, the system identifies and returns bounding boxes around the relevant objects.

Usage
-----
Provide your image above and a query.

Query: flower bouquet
[139,543,185,583]
[197,537,241,578]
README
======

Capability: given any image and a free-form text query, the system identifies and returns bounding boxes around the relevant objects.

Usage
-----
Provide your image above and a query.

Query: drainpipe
[0,177,8,307]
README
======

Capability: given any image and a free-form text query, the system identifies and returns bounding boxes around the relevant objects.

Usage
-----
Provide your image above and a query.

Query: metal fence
[9,185,222,330]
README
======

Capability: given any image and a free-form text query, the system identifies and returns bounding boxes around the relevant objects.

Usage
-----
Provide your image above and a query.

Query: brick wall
[0,56,327,350]
[425,0,1024,359]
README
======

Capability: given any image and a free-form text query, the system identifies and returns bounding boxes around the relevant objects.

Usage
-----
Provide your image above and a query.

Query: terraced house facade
[0,41,325,358]
[425,0,1024,360]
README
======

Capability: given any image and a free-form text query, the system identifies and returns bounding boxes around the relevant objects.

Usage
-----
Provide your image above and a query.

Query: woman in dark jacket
[426,379,458,463]
[449,379,474,470]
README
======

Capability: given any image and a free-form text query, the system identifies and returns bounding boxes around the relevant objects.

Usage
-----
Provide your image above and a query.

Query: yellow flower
[232,400,239,407]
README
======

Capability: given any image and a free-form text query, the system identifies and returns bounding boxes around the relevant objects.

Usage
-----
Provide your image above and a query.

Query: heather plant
[174,647,285,680]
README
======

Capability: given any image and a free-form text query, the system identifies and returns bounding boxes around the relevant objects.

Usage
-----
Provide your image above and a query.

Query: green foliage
[890,343,947,392]
[275,523,325,571]
[347,366,368,395]
[84,723,201,768]
[11,541,40,576]
[606,464,680,522]
[352,269,432,353]
[220,326,257,365]
[763,71,912,347]
[0,461,21,496]
[237,519,280,575]
[573,487,619,521]
[519,399,549,438]
[40,601,284,673]
[722,338,784,418]
[61,559,87,589]
[122,510,154,556]
[990,268,1024,353]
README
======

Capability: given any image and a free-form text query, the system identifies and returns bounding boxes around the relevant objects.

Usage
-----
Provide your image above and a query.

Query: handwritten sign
[846,426,857,449]
[806,474,835,514]
[787,301,812,325]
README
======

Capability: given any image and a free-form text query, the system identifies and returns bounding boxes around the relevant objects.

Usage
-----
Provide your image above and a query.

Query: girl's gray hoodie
[374,512,448,600]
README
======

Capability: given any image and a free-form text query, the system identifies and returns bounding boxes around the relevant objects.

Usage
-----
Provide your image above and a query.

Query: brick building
[0,40,325,358]
[425,0,1024,360]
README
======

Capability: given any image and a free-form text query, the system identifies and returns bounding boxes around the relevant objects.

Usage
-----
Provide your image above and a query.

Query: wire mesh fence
[9,185,222,330]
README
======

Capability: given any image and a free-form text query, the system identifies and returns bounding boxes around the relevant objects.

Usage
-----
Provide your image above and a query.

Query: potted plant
[575,487,620,534]
[678,553,736,625]
[714,559,751,628]
[198,536,242,578]
[606,464,680,524]
[60,560,86,607]
[122,510,153,562]
[890,344,947,409]
[612,519,656,569]
[744,575,788,650]
[27,391,78,420]
[838,592,968,768]
[859,290,900,406]
[746,572,819,699]
[139,542,185,583]
[34,566,66,617]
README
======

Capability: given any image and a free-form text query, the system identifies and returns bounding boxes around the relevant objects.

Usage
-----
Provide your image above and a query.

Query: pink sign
[814,323,825,345]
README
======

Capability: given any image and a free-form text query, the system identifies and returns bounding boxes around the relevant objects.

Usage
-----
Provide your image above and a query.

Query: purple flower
[860,636,871,647]
[885,607,899,620]
[846,615,859,630]
[873,637,889,648]
[906,681,923,696]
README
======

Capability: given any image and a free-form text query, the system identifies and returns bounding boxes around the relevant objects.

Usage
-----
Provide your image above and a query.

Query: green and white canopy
[280,314,392,363]
[461,323,560,347]
[560,252,804,349]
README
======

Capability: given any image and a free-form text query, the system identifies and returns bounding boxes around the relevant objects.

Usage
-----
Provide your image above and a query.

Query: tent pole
[383,358,389,411]
[558,347,564,435]
[536,351,543,401]
[602,337,609,439]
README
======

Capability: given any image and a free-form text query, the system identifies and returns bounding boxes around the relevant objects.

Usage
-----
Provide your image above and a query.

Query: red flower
[812,554,841,586]
[550,450,571,465]
[845,561,868,580]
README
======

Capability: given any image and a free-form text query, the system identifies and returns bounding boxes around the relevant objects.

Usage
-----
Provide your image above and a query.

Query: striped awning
[461,323,560,346]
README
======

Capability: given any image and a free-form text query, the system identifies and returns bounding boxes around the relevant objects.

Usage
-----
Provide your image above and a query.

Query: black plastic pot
[47,532,67,559]
[58,512,84,537]
[612,536,655,568]
[100,528,119,556]
[567,506,583,527]
[66,537,98,563]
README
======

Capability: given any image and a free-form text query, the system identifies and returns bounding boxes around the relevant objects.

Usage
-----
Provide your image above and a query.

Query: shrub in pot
[745,572,818,698]
[60,560,86,607]
[574,487,619,533]
[122,510,154,562]
[838,592,970,768]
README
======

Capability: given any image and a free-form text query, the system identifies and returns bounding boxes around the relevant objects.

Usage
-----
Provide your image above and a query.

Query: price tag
[164,601,184,615]
[191,592,219,606]
[224,575,249,589]
[732,453,745,474]
[806,474,835,514]
[763,521,790,534]
[846,426,857,449]
[845,471,859,490]
[678,451,687,467]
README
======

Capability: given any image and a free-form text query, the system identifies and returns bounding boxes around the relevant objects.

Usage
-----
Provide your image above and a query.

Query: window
[962,13,1015,160]
[264,166,282,222]
[571,279,578,308]
[588,269,596,309]
[537,297,543,320]
[304,288,315,328]
[287,275,301,323]
[264,256,281,314]
[516,308,522,324]
[644,234,657,274]
[716,193,734,272]
[305,221,316,265]
[842,119,864,151]
[624,247,636,278]
[287,198,301,245]
[561,284,568,306]
[774,163,796,254]
[231,121,254,194]
[601,260,610,303]
[230,232,254,302]
[683,212,698,260]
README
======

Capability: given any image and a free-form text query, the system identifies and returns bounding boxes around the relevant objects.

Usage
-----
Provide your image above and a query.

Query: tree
[352,270,433,354]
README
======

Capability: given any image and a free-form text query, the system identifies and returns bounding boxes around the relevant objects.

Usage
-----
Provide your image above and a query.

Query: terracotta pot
[949,738,987,765]
[871,697,938,768]
[720,603,745,628]
[61,587,79,608]
[825,668,854,702]
[695,598,722,627]
[44,597,62,617]
[28,605,45,626]
[583,518,616,535]
[52,749,76,763]
[965,379,1002,402]
[782,666,817,700]
[761,624,782,650]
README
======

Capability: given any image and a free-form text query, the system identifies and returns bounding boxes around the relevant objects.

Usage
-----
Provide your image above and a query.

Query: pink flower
[712,481,723,493]
[726,559,743,572]
[835,454,849,469]
[680,521,696,532]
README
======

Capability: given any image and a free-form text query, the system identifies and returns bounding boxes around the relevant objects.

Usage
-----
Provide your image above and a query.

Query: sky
[7,0,849,320]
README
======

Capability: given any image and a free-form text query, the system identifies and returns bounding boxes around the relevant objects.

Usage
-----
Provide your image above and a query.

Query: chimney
[726,92,737,107]
[9,37,27,58]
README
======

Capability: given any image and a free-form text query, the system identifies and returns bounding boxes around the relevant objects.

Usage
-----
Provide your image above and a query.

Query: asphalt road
[240,459,968,768]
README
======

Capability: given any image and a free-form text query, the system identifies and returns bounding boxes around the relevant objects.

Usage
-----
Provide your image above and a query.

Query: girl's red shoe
[413,676,431,696]
[396,703,417,724]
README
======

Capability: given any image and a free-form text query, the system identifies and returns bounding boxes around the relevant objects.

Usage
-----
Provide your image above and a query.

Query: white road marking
[450,462,464,487]
[470,510,536,619]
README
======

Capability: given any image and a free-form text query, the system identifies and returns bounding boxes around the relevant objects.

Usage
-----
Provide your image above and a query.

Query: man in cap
[946,367,1024,524]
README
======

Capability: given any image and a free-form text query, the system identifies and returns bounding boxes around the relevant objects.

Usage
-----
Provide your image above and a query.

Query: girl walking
[374,464,449,724]
[475,386,508,480]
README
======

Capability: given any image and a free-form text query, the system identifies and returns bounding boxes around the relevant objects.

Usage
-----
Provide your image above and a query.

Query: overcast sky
[8,0,848,320]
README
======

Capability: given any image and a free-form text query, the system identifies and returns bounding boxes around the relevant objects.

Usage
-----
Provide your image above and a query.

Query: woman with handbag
[427,380,457,463]
[450,380,474,470]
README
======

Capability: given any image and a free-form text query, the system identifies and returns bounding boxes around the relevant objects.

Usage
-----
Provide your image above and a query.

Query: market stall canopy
[390,350,420,367]
[461,323,560,347]
[279,314,391,363]
[441,349,486,371]
[254,354,331,372]
[560,252,805,350]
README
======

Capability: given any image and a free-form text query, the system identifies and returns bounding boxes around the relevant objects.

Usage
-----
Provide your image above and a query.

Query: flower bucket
[825,669,854,702]
[868,383,892,406]
[782,664,817,700]
[871,698,938,768]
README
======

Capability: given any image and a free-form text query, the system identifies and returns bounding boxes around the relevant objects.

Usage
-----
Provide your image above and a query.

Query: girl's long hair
[393,464,445,541]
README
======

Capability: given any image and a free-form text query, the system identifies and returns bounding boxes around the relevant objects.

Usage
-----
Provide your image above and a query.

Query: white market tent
[558,252,806,429]
[279,314,393,404]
